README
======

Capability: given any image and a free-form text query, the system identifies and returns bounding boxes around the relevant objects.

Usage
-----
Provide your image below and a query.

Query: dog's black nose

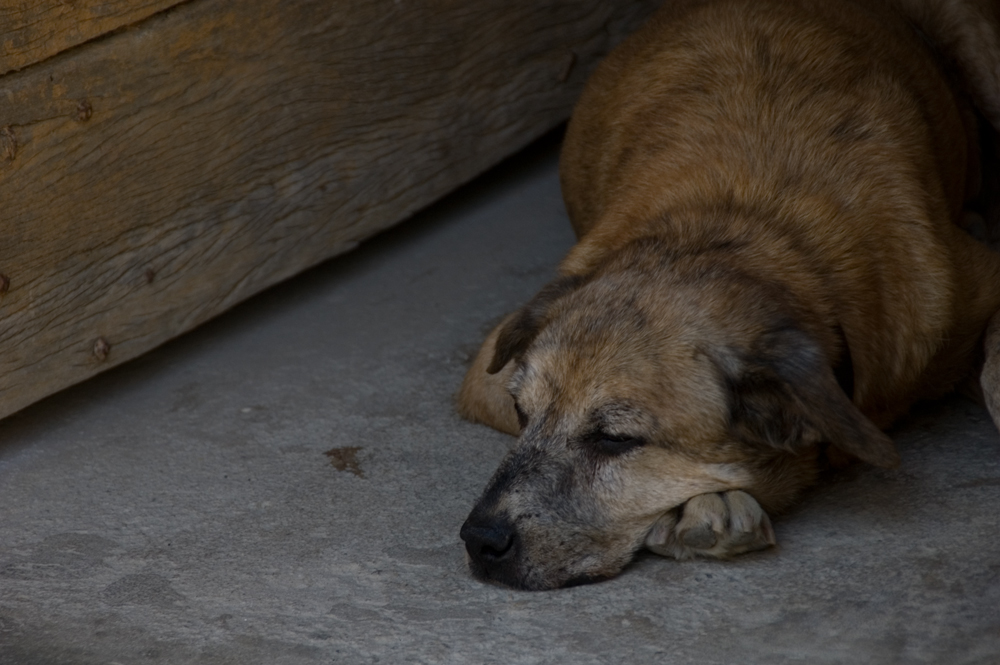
[460,514,517,574]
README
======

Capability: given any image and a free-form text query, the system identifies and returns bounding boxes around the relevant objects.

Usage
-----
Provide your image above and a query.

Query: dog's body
[457,0,1000,590]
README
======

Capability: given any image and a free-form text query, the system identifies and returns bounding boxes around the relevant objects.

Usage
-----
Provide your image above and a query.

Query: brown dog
[457,0,1000,590]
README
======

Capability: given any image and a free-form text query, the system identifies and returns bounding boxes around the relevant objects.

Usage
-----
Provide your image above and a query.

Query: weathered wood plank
[0,0,661,420]
[0,0,184,75]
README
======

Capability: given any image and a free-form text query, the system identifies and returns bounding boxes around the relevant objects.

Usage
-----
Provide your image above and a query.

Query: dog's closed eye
[585,431,646,456]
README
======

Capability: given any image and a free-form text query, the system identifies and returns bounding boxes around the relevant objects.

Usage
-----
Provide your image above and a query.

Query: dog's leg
[456,314,521,436]
[644,491,776,560]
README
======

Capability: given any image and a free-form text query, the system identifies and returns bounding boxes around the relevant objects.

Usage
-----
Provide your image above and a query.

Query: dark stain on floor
[324,446,364,477]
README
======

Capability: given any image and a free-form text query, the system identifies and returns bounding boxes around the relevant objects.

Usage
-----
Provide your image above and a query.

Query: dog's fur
[457,0,1000,590]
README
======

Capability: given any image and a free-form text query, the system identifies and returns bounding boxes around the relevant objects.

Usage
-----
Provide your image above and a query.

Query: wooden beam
[0,0,661,420]
[0,1,185,75]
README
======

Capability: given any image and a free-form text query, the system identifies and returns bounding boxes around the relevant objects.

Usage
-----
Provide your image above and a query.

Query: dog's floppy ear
[718,324,900,469]
[487,274,587,374]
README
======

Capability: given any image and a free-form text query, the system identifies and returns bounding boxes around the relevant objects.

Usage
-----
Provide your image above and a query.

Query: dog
[456,0,1000,590]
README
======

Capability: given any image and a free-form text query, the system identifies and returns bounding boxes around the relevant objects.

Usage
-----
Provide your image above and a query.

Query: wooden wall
[0,0,662,421]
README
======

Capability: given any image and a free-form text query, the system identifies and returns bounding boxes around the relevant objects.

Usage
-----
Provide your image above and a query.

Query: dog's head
[460,238,898,590]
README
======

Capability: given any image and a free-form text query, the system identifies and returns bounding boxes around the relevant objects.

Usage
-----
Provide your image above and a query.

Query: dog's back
[562,0,972,238]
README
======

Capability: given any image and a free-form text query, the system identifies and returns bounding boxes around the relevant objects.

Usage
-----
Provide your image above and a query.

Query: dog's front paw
[644,490,776,560]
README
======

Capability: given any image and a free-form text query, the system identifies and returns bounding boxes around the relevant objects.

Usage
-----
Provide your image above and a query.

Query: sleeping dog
[457,0,1000,590]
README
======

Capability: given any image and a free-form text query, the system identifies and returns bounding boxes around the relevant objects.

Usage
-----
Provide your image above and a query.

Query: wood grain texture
[0,0,185,75]
[0,0,662,420]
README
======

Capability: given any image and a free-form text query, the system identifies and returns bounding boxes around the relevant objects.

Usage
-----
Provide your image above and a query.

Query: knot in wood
[77,100,93,122]
[93,337,112,361]
[0,274,9,295]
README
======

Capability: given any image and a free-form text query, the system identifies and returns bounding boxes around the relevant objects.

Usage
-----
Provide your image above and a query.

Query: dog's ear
[718,325,900,468]
[487,274,587,374]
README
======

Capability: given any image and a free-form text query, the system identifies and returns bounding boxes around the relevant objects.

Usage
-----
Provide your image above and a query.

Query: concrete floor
[1,133,999,665]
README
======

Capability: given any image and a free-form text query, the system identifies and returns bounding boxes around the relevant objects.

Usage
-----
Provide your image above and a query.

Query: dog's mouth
[463,546,629,591]
[460,509,644,590]
[463,549,615,591]
[559,573,614,588]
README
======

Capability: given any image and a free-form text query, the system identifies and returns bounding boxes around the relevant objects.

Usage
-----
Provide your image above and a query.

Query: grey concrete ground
[1,133,999,665]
